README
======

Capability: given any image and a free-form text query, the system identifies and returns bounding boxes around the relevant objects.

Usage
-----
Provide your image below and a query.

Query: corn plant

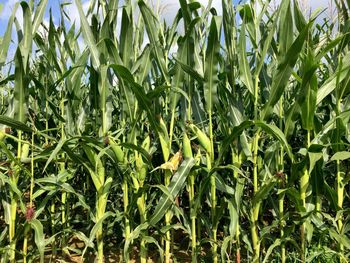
[0,0,350,262]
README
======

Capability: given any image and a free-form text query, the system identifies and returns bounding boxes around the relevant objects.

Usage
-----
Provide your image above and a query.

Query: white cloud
[64,0,90,28]
[0,0,18,21]
[148,0,222,25]
[308,0,329,9]
[0,0,23,28]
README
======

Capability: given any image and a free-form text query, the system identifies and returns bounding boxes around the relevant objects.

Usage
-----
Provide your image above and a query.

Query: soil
[43,230,197,263]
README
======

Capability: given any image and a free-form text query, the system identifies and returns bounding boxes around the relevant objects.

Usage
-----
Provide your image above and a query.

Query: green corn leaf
[313,110,350,143]
[256,7,280,76]
[329,229,350,250]
[331,151,350,161]
[35,177,89,210]
[158,117,170,161]
[75,0,100,70]
[262,239,282,263]
[0,172,26,213]
[227,200,238,238]
[19,2,32,72]
[170,37,188,117]
[222,89,252,158]
[316,34,349,61]
[142,236,164,262]
[104,38,123,65]
[252,177,277,205]
[299,51,318,131]
[0,115,32,133]
[120,143,152,165]
[204,16,221,113]
[317,51,350,105]
[221,235,233,263]
[238,22,255,98]
[120,6,133,68]
[32,0,48,35]
[14,48,27,123]
[255,120,294,161]
[90,211,115,238]
[124,223,149,259]
[278,0,293,55]
[82,211,115,258]
[293,0,307,32]
[29,219,46,263]
[239,4,256,48]
[217,120,254,165]
[0,3,18,69]
[149,158,195,226]
[109,64,159,133]
[138,0,170,84]
[133,45,152,83]
[262,21,311,119]
[174,57,204,83]
[34,190,56,217]
[215,174,235,195]
[42,139,66,173]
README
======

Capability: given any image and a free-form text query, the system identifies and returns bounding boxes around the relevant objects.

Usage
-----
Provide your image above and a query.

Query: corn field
[0,0,350,262]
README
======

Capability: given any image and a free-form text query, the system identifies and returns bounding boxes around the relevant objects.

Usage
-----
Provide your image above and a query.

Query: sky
[0,0,333,63]
[0,0,332,36]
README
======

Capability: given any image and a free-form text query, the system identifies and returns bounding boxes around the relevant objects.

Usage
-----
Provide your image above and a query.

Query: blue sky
[0,0,239,49]
[0,0,332,61]
[0,0,331,37]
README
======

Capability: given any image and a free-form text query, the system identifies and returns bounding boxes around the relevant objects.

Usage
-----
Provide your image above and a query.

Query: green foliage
[0,0,349,262]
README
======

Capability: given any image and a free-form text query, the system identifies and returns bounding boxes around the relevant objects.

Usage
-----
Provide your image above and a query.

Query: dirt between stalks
[47,245,195,263]
[56,248,193,263]
[44,231,204,263]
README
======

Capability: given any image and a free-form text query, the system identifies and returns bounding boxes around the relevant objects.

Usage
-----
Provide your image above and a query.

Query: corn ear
[159,117,170,161]
[132,172,140,190]
[0,130,5,141]
[21,142,30,159]
[136,154,147,182]
[96,160,105,188]
[157,151,182,172]
[170,151,182,170]
[142,135,150,153]
[159,162,176,171]
[189,124,211,154]
[183,132,193,158]
[109,137,124,163]
[195,148,202,165]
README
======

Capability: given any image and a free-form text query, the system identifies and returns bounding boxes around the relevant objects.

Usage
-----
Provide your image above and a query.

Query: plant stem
[137,186,147,263]
[337,159,344,252]
[208,110,217,263]
[251,46,261,262]
[23,131,35,263]
[165,170,172,263]
[251,131,260,263]
[95,159,107,263]
[59,89,69,253]
[9,189,17,263]
[300,130,311,263]
[123,174,130,239]
[278,99,286,263]
[279,183,285,263]
[189,172,197,262]
[233,150,241,263]
[23,225,29,263]
[9,130,22,262]
[51,200,56,259]
[96,195,104,263]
